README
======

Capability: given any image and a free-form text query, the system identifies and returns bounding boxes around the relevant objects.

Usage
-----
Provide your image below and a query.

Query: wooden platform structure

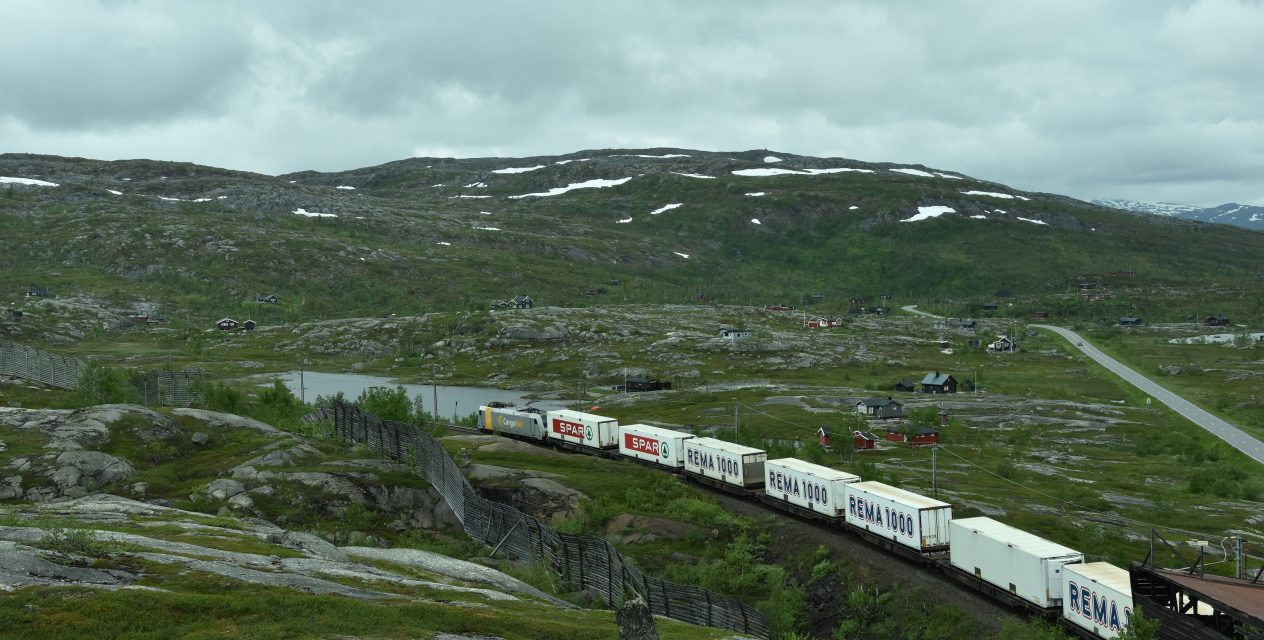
[1130,530,1263,640]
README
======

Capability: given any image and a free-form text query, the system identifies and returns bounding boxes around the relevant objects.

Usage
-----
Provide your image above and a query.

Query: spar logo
[585,425,593,441]
[1068,581,1131,632]
[625,434,661,456]
[660,442,670,459]
[553,419,585,439]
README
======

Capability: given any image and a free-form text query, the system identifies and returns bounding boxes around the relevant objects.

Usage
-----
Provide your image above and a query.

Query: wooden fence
[316,401,769,639]
[132,370,205,407]
[0,340,86,390]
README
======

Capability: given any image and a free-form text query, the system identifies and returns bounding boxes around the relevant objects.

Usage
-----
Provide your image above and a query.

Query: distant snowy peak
[1093,199,1201,217]
[1094,199,1264,230]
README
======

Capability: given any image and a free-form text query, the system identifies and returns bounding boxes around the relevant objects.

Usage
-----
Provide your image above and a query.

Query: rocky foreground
[0,402,749,639]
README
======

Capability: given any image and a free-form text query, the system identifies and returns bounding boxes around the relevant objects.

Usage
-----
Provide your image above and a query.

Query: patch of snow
[901,206,956,222]
[293,208,336,218]
[491,165,545,174]
[107,189,123,195]
[431,183,444,187]
[890,168,935,178]
[935,172,964,180]
[1250,213,1262,222]
[554,158,589,165]
[614,153,690,158]
[451,195,492,199]
[805,167,874,174]
[751,218,762,225]
[734,167,872,177]
[616,216,633,224]
[970,215,988,219]
[962,190,1029,200]
[745,192,767,197]
[217,195,227,200]
[510,177,632,198]
[650,203,682,215]
[474,226,501,231]
[192,198,212,202]
[732,168,806,177]
[436,241,452,246]
[122,178,132,181]
[848,205,859,210]
[463,181,487,188]
[287,180,295,183]
[673,251,690,259]
[479,211,493,215]
[335,185,356,190]
[672,172,715,179]
[764,155,783,163]
[157,196,183,202]
[993,209,1007,214]
[0,176,59,187]
[1016,217,1049,226]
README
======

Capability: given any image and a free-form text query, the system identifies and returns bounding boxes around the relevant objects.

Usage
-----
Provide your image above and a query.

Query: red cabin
[817,427,833,448]
[910,427,939,446]
[883,429,905,443]
[854,430,877,450]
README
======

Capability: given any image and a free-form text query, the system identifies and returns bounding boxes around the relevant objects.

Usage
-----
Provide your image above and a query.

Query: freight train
[479,403,1139,639]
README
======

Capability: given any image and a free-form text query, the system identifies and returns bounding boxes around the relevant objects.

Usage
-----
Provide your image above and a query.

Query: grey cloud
[0,0,1262,207]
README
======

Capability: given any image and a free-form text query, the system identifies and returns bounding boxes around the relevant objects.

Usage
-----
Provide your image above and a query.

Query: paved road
[901,305,1264,465]
[1033,324,1264,465]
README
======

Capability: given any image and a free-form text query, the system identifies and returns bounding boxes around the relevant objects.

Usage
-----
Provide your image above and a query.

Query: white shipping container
[618,424,694,468]
[843,481,953,552]
[1062,562,1133,638]
[949,517,1083,609]
[479,405,548,440]
[763,458,860,517]
[683,437,767,488]
[545,409,619,449]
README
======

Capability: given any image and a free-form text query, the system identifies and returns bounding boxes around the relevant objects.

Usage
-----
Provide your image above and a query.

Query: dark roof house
[894,380,917,392]
[920,372,958,394]
[1206,315,1231,327]
[24,286,50,297]
[1119,316,1143,326]
[856,397,904,419]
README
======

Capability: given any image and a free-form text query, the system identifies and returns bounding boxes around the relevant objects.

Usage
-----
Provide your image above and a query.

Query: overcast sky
[2,0,1261,206]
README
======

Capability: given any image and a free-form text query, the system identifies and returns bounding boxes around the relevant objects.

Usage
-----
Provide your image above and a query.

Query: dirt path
[707,490,1016,637]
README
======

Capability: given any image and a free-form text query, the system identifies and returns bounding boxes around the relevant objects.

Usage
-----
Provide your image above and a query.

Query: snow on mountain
[1094,199,1264,230]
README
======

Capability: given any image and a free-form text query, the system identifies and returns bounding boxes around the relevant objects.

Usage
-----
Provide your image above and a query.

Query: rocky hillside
[0,403,741,639]
[3,150,1263,329]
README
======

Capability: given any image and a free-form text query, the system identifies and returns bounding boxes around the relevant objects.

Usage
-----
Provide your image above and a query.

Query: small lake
[261,371,570,419]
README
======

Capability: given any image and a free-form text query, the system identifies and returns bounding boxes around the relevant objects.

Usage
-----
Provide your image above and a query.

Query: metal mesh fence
[0,340,86,390]
[317,400,769,639]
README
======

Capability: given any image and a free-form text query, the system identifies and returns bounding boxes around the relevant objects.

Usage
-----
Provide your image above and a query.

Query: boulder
[190,432,210,446]
[53,451,137,492]
[616,595,659,640]
[204,479,246,501]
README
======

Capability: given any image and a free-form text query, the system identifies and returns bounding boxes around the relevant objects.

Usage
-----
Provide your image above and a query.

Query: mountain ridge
[3,149,1262,327]
[1093,198,1264,230]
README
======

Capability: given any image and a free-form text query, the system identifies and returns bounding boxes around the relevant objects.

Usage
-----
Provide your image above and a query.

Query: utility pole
[1237,537,1247,579]
[299,360,306,404]
[431,365,439,419]
[932,445,939,499]
[734,402,740,438]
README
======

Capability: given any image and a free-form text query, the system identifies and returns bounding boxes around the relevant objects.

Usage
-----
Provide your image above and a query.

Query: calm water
[264,371,569,419]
